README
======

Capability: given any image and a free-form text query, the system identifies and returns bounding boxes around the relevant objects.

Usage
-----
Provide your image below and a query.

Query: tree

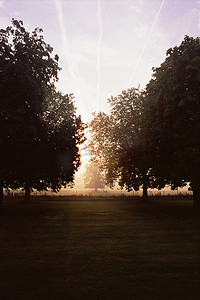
[84,160,105,192]
[88,88,160,201]
[0,19,85,207]
[41,90,85,193]
[144,36,200,207]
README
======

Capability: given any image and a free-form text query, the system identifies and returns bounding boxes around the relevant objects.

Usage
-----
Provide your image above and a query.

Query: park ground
[0,196,200,299]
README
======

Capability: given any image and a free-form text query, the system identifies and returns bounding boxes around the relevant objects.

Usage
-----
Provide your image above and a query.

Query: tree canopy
[1,20,200,208]
[42,90,85,192]
[89,36,200,206]
[88,88,160,200]
[144,35,200,207]
[0,19,85,206]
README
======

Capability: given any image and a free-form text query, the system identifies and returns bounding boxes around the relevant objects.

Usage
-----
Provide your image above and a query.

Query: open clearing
[0,196,200,299]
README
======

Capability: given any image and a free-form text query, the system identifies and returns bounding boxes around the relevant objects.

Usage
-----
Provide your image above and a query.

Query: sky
[1,0,200,123]
[1,0,200,188]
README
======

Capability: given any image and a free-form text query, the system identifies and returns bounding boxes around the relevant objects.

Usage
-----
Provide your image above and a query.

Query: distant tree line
[0,19,85,209]
[88,36,200,208]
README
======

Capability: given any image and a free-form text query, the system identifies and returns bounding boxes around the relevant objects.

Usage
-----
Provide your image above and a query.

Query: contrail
[127,0,166,88]
[54,0,86,119]
[96,0,103,111]
[54,0,78,80]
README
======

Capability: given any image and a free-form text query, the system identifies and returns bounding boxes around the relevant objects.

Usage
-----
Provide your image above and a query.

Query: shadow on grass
[0,196,199,299]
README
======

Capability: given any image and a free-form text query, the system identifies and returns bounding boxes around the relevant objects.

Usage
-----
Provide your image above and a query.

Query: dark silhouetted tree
[144,36,200,207]
[0,19,85,207]
[41,90,85,193]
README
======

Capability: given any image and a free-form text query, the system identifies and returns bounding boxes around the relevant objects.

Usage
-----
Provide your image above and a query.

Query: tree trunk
[142,175,148,202]
[192,185,200,208]
[0,182,3,212]
[25,182,31,202]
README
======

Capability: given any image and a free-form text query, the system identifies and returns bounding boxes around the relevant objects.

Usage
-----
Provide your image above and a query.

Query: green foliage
[42,90,85,192]
[88,88,159,199]
[0,19,85,198]
[145,35,200,206]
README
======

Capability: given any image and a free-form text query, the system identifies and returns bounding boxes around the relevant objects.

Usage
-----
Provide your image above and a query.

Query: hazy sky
[1,0,200,123]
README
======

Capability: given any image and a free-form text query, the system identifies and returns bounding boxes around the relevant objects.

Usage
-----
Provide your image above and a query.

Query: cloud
[13,11,20,17]
[0,0,5,8]
[189,0,200,31]
[192,3,200,28]
[129,0,143,13]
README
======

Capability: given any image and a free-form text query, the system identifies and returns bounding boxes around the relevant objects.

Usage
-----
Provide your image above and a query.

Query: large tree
[41,90,85,193]
[144,36,200,207]
[0,19,84,207]
[88,88,161,201]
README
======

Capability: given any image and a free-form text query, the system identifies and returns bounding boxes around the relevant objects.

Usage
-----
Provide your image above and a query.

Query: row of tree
[88,36,200,207]
[0,19,85,209]
[1,20,200,208]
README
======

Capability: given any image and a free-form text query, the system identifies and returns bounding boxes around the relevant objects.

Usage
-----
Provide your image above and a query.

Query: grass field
[0,196,200,299]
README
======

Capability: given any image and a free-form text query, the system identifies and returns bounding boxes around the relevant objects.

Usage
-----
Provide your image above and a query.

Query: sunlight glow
[53,0,86,119]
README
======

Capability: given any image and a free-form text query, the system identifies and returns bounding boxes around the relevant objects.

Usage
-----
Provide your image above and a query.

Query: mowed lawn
[0,197,200,300]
